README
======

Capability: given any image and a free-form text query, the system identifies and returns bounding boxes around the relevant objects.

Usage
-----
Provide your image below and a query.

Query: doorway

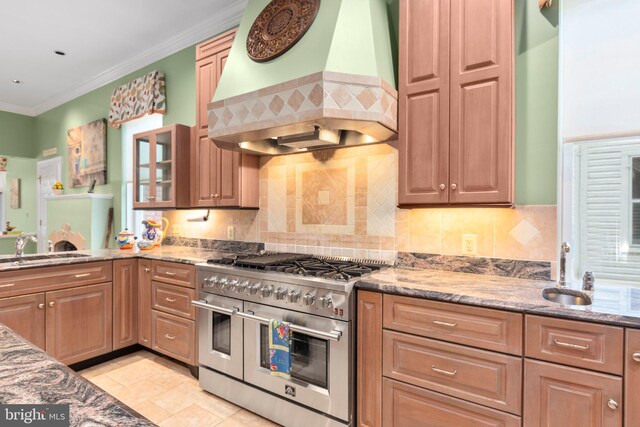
[36,157,62,253]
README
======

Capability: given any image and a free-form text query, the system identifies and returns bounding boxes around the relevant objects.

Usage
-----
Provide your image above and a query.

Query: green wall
[34,45,198,237]
[5,157,37,233]
[0,111,36,158]
[515,0,559,205]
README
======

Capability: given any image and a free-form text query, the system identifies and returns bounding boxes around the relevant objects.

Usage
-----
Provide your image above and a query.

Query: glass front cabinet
[133,124,191,209]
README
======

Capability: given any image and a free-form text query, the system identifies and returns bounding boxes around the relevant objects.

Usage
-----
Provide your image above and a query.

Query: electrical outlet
[227,226,235,240]
[461,234,478,256]
[173,224,182,237]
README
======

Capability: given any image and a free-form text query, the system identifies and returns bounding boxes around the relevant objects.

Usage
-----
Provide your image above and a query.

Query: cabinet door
[196,58,216,135]
[449,0,513,204]
[398,0,450,205]
[113,259,137,350]
[46,283,113,365]
[138,259,153,347]
[133,131,154,208]
[217,148,241,207]
[357,291,383,427]
[524,360,622,427]
[192,134,216,207]
[625,329,640,425]
[0,293,45,349]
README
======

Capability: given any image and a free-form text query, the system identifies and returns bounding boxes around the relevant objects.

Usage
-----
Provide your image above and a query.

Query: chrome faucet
[559,242,571,287]
[582,271,595,292]
[15,234,37,258]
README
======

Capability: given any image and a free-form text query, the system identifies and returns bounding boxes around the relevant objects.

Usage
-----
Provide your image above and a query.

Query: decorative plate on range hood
[246,0,320,63]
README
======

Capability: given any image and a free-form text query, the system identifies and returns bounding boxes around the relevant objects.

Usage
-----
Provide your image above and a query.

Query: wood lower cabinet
[113,259,137,350]
[152,311,196,365]
[0,293,46,349]
[524,360,622,427]
[357,291,383,427]
[625,329,640,425]
[398,0,514,206]
[193,28,259,209]
[46,282,113,365]
[137,259,153,347]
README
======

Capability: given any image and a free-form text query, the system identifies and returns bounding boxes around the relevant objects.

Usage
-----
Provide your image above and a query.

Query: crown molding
[27,0,247,117]
[0,101,38,116]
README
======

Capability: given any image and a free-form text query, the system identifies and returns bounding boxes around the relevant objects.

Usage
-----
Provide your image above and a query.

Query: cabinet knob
[210,194,215,199]
[450,183,457,191]
[607,399,619,410]
[48,301,55,307]
[439,184,446,191]
[145,268,150,273]
[38,303,45,309]
[214,194,220,198]
[633,352,640,362]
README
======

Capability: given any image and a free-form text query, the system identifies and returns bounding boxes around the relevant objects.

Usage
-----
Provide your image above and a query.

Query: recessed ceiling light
[54,50,66,56]
[11,79,22,84]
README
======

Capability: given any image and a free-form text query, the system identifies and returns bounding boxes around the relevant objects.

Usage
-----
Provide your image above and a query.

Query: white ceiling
[0,0,247,116]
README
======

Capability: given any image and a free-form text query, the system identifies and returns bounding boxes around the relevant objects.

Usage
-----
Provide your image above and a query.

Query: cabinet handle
[165,297,176,303]
[431,365,457,377]
[214,194,220,198]
[0,283,15,288]
[450,183,457,191]
[145,268,150,273]
[147,195,156,200]
[165,271,177,277]
[38,303,45,309]
[210,194,215,199]
[48,301,55,307]
[633,352,640,363]
[164,334,176,340]
[74,273,91,278]
[438,184,446,191]
[553,339,590,351]
[608,399,619,410]
[432,320,457,328]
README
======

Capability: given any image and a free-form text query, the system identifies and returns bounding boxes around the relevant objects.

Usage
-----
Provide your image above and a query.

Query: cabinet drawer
[383,330,522,414]
[152,311,195,365]
[152,282,196,320]
[525,315,623,375]
[383,378,521,427]
[0,261,113,298]
[383,295,522,355]
[151,261,195,288]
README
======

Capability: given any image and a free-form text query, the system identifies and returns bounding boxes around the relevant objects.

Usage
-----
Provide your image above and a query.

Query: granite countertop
[358,267,640,328]
[0,325,155,427]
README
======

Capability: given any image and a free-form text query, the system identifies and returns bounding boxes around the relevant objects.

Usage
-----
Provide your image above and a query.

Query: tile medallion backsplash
[167,143,557,268]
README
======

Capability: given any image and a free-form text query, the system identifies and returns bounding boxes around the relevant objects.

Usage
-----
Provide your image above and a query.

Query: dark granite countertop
[358,267,640,328]
[0,325,155,426]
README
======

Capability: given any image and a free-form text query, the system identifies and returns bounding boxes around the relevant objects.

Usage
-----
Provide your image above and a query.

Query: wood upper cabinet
[46,283,113,365]
[524,360,622,427]
[113,259,137,350]
[357,291,383,427]
[193,28,259,209]
[398,0,514,206]
[0,293,46,349]
[625,329,640,425]
[137,259,153,347]
[133,124,192,209]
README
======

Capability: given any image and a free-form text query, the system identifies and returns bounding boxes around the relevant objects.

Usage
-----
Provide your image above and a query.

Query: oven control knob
[236,281,249,293]
[261,285,273,298]
[288,290,301,303]
[249,283,261,295]
[227,279,239,292]
[275,288,287,300]
[303,293,315,306]
[319,296,333,309]
[203,277,215,288]
[216,277,228,290]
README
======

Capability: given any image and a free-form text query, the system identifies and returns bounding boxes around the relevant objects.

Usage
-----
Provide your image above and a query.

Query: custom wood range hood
[208,0,398,156]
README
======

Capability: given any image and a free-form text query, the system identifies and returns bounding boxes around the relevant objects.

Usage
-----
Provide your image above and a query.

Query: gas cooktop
[207,253,386,282]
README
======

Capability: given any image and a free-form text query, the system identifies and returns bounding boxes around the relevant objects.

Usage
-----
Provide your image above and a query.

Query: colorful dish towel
[269,319,292,379]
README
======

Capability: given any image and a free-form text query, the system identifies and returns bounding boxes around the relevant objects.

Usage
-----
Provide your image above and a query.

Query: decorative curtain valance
[108,70,166,128]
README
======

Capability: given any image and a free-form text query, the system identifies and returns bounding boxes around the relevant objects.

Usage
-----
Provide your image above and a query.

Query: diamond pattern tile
[251,100,267,119]
[308,84,324,107]
[509,220,540,246]
[287,89,305,112]
[367,153,396,236]
[356,88,377,110]
[268,96,285,115]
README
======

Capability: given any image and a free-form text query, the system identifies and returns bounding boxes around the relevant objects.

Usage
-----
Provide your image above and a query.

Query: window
[632,157,640,246]
[121,114,163,237]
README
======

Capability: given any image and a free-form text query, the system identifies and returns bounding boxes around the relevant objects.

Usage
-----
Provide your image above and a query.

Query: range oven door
[241,302,352,423]
[193,293,243,380]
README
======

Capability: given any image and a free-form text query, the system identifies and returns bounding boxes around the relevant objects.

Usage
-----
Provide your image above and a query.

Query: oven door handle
[236,311,342,342]
[191,300,238,315]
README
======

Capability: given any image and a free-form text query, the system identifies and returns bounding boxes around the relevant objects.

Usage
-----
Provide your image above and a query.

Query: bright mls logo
[0,405,69,426]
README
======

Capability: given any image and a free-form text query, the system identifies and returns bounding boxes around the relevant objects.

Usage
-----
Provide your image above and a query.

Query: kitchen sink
[0,253,91,264]
[542,287,592,306]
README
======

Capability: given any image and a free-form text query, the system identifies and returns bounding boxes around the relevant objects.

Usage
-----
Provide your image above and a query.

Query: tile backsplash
[167,143,557,266]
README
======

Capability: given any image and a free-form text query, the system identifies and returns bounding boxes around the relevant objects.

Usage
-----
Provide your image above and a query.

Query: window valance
[108,70,166,128]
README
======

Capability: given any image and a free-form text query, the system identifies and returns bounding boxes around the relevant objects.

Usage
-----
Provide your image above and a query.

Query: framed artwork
[10,178,20,209]
[0,157,7,172]
[67,119,107,188]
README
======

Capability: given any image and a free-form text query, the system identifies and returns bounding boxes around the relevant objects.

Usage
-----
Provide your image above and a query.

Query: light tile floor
[79,350,280,426]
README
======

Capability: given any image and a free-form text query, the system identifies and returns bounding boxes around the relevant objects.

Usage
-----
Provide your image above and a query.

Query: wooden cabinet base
[383,378,521,427]
[152,310,196,365]
[0,293,46,349]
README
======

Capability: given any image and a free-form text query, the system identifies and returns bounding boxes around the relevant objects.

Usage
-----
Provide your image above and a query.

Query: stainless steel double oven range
[192,253,384,427]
